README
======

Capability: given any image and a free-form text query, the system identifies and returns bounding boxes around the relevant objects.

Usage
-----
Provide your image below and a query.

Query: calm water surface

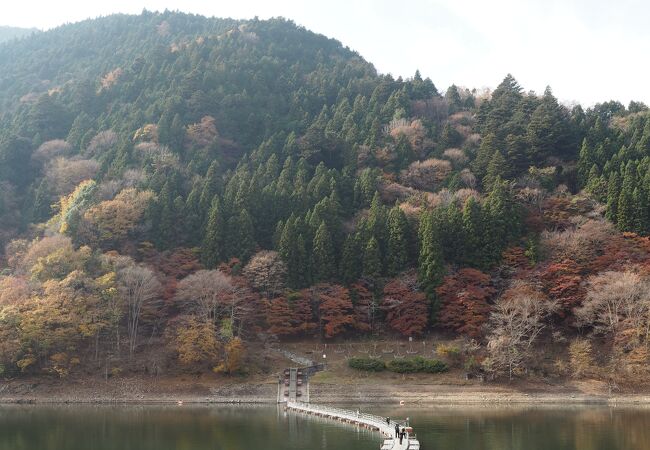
[1,404,650,450]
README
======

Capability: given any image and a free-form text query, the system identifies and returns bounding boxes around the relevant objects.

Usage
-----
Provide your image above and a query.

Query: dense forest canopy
[1,11,650,381]
[0,26,38,44]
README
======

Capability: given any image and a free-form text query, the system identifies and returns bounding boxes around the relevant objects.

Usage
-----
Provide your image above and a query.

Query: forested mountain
[1,11,650,382]
[0,26,38,44]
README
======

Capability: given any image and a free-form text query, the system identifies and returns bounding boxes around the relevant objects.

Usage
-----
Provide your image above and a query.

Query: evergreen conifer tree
[386,206,409,275]
[202,196,224,267]
[32,178,52,223]
[339,233,362,284]
[312,221,336,282]
[483,150,509,188]
[617,163,637,231]
[234,209,256,262]
[578,139,595,186]
[418,210,444,300]
[462,196,484,267]
[362,236,382,280]
[606,171,621,222]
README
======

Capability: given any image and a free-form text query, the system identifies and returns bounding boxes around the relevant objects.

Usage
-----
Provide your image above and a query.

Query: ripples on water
[1,404,650,450]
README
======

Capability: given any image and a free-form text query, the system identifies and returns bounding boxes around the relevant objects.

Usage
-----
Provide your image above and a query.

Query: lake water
[1,404,650,450]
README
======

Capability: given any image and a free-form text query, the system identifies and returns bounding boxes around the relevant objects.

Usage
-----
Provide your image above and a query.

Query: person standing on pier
[386,417,390,425]
[399,429,404,445]
[395,423,399,437]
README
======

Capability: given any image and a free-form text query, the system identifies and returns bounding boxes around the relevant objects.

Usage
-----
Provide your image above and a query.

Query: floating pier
[285,401,420,450]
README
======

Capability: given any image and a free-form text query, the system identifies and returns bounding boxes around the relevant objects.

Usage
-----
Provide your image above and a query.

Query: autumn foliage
[436,268,495,337]
[304,283,355,338]
[381,273,428,337]
[540,260,585,319]
[267,293,315,337]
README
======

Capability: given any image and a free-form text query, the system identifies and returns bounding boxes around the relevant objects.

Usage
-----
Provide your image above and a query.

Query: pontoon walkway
[285,401,420,450]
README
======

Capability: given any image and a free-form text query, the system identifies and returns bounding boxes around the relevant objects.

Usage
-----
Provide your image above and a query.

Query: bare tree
[459,169,477,189]
[118,265,162,356]
[484,282,557,380]
[175,270,234,323]
[541,219,614,264]
[32,139,72,164]
[45,157,100,196]
[135,142,179,169]
[401,158,452,191]
[242,251,287,298]
[575,269,650,345]
[517,187,546,213]
[85,130,118,158]
[442,148,468,167]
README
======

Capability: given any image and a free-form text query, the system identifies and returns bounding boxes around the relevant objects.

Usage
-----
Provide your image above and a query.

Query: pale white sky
[2,0,649,107]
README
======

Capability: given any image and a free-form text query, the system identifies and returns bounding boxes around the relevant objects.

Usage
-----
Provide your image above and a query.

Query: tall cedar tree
[202,196,224,268]
[418,210,444,301]
[386,206,410,276]
[362,236,382,280]
[312,221,336,282]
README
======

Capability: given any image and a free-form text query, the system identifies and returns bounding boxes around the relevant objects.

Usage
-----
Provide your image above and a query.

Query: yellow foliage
[569,338,595,378]
[624,346,650,374]
[82,189,154,245]
[214,337,246,375]
[133,124,158,142]
[30,245,91,282]
[49,352,71,377]
[0,276,30,305]
[17,356,36,372]
[52,179,97,234]
[174,317,221,366]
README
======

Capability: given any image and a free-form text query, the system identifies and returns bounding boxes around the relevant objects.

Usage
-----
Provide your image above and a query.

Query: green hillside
[0,26,38,44]
[1,11,650,383]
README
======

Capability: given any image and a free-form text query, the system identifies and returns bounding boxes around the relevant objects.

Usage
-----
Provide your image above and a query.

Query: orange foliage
[436,268,496,338]
[146,248,203,309]
[303,284,354,339]
[350,281,375,333]
[382,273,428,337]
[100,68,123,90]
[267,293,315,338]
[540,260,585,320]
[590,232,650,273]
[186,116,218,148]
[501,246,530,276]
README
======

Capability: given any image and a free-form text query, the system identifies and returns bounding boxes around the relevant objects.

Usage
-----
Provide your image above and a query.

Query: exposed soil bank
[2,376,650,405]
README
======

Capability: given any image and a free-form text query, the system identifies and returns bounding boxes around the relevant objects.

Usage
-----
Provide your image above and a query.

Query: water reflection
[367,405,650,450]
[1,404,650,450]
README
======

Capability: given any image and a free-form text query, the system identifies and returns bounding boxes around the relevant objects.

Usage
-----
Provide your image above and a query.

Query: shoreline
[4,386,650,406]
[4,374,650,406]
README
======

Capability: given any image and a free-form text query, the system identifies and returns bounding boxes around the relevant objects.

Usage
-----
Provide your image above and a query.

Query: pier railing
[286,401,419,449]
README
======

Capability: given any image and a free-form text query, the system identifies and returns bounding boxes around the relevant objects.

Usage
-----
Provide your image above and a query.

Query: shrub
[436,343,462,366]
[387,359,418,373]
[463,356,480,373]
[414,357,448,373]
[348,357,386,372]
[386,357,447,374]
